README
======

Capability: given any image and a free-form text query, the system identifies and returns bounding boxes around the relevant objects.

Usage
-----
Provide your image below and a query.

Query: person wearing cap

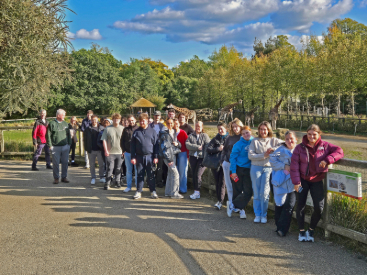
[121,114,139,192]
[150,110,167,188]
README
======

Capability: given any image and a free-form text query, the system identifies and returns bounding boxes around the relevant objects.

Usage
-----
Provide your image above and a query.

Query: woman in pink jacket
[290,124,343,243]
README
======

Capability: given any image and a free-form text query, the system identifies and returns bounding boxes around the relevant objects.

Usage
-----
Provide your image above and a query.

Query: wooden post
[79,130,84,157]
[0,130,4,153]
[323,178,331,238]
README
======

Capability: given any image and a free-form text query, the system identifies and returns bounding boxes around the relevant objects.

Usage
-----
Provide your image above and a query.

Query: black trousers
[275,191,296,235]
[211,166,225,203]
[69,141,76,161]
[106,154,123,186]
[232,166,252,210]
[189,156,206,191]
[296,179,324,230]
[156,156,168,184]
[136,154,156,192]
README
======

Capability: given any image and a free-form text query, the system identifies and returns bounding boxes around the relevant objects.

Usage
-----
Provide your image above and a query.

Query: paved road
[1,161,366,274]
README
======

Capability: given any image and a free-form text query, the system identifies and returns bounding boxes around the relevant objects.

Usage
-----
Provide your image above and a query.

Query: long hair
[228,118,244,136]
[257,121,273,138]
[306,124,322,135]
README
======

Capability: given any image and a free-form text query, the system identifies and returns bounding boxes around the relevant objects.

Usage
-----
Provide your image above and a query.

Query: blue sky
[66,0,367,68]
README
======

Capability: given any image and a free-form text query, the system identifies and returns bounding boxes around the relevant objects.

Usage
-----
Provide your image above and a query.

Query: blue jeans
[250,165,272,217]
[177,152,188,193]
[124,152,137,189]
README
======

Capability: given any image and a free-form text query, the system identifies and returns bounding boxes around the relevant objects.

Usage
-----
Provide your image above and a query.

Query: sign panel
[326,169,362,199]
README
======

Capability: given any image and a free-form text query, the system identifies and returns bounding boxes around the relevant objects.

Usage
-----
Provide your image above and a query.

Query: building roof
[130,98,157,108]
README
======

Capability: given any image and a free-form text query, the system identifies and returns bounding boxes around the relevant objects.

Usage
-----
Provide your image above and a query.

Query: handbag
[202,144,221,169]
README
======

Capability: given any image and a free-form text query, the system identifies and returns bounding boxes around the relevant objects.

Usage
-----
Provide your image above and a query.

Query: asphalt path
[1,161,366,274]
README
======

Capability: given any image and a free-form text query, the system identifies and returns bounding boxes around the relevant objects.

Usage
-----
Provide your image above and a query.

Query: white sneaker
[240,209,247,219]
[91,178,95,185]
[99,178,106,183]
[171,194,184,199]
[214,201,220,207]
[226,201,233,217]
[307,230,315,242]
[254,216,261,223]
[233,208,240,213]
[123,187,131,193]
[261,217,267,224]
[189,192,200,200]
[133,192,141,199]
[298,231,307,242]
[151,191,159,199]
[216,202,222,210]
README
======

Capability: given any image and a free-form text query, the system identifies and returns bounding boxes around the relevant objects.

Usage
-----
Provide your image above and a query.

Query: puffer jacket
[290,135,344,185]
[32,117,48,145]
[185,132,210,158]
[159,129,181,163]
[270,144,295,206]
[207,133,228,154]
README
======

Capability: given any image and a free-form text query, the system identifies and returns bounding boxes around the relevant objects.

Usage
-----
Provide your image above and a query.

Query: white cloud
[68,29,103,40]
[360,0,367,7]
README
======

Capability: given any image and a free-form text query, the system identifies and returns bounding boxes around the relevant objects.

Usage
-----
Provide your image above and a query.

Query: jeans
[69,141,76,161]
[89,150,104,179]
[189,156,206,191]
[136,154,156,192]
[275,191,296,235]
[106,154,123,186]
[296,179,324,230]
[232,167,252,210]
[124,152,137,189]
[85,151,90,167]
[32,143,51,167]
[222,161,233,202]
[51,145,70,179]
[164,156,180,196]
[251,165,272,217]
[211,166,225,203]
[177,152,188,193]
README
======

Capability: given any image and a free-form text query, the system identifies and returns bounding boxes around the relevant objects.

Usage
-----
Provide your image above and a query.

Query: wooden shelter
[130,98,157,116]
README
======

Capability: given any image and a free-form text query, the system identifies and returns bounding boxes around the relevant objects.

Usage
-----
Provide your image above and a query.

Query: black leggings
[189,156,206,191]
[211,166,225,203]
[275,191,296,235]
[232,166,252,210]
[69,141,76,161]
[296,179,324,230]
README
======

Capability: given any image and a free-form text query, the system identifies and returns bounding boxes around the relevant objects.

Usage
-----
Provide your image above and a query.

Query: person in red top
[290,124,344,242]
[173,118,189,193]
[31,109,52,171]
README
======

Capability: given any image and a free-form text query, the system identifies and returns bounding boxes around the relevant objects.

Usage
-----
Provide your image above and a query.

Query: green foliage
[0,0,72,117]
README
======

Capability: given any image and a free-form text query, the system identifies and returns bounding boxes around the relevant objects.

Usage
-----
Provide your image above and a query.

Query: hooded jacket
[229,136,254,173]
[32,117,48,145]
[158,129,181,163]
[290,135,344,185]
[185,132,210,158]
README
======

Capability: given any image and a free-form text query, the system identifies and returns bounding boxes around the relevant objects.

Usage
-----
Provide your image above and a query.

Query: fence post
[323,178,331,238]
[79,130,84,157]
[0,130,4,153]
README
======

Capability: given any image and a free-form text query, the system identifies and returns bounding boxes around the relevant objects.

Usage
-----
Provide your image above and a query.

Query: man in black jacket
[84,115,105,185]
[81,110,93,169]
[121,114,139,193]
[178,113,194,135]
[131,113,159,199]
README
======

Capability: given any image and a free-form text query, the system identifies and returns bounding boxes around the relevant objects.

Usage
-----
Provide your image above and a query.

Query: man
[121,115,139,193]
[101,113,124,190]
[167,109,176,119]
[81,110,93,169]
[150,111,167,188]
[84,115,105,185]
[46,109,71,184]
[178,113,194,135]
[131,113,159,199]
[32,109,52,171]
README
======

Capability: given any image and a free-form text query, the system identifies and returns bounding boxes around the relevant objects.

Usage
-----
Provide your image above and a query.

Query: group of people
[32,108,344,243]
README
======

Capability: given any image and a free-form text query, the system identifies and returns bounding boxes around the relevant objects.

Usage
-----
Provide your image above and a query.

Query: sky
[66,0,367,68]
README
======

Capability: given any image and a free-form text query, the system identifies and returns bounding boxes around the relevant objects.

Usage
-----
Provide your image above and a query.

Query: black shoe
[46,165,53,169]
[157,183,164,188]
[277,230,285,237]
[31,167,39,171]
[104,184,110,190]
[115,184,122,189]
[71,162,79,167]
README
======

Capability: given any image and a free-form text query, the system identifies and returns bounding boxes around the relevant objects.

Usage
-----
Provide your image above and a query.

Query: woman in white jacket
[248,121,283,224]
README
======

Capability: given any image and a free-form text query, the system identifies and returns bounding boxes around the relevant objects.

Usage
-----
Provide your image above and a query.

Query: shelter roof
[130,98,157,108]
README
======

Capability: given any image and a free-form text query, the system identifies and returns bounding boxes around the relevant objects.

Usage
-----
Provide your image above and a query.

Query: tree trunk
[337,93,341,117]
[351,92,355,117]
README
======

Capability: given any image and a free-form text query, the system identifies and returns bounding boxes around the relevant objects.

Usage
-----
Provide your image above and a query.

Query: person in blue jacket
[269,130,297,237]
[227,126,254,219]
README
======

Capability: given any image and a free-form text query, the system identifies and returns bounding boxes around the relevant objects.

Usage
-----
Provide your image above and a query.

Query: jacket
[46,120,71,147]
[290,135,344,185]
[270,144,295,206]
[180,123,195,135]
[176,129,189,155]
[84,124,104,153]
[80,117,91,132]
[229,136,254,173]
[121,125,139,153]
[185,132,210,158]
[248,137,283,167]
[130,126,159,159]
[158,129,181,163]
[149,122,166,134]
[32,117,48,145]
[221,134,241,163]
[207,133,228,155]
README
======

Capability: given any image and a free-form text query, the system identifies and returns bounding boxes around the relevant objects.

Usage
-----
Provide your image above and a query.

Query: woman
[186,121,210,200]
[248,121,283,224]
[228,126,254,218]
[291,124,343,242]
[159,118,183,199]
[207,122,229,210]
[68,116,80,167]
[221,118,243,206]
[97,118,112,182]
[173,119,189,194]
[270,131,297,236]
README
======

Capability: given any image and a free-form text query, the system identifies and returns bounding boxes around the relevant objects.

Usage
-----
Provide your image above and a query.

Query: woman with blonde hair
[248,121,283,224]
[222,118,243,209]
[68,116,80,167]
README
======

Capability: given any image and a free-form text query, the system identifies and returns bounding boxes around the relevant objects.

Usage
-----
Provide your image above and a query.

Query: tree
[0,0,72,116]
